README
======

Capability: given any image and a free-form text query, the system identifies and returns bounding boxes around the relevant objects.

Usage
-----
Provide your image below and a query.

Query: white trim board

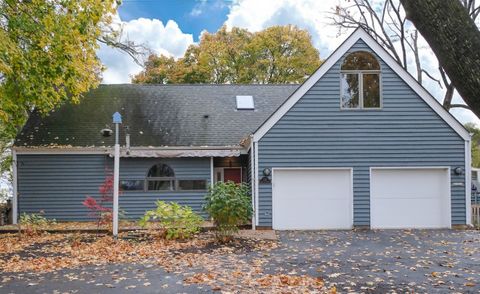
[12,149,18,224]
[466,141,472,225]
[252,27,470,142]
[13,146,248,155]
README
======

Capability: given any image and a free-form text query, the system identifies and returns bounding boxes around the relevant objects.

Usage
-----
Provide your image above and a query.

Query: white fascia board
[13,148,109,155]
[13,145,249,155]
[252,28,470,142]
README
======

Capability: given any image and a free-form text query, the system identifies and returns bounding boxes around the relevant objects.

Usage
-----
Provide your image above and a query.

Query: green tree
[0,0,119,144]
[465,123,480,167]
[247,25,321,83]
[133,25,322,84]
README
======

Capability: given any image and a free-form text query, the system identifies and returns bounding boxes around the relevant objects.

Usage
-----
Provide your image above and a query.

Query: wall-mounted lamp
[260,168,272,184]
[454,167,464,175]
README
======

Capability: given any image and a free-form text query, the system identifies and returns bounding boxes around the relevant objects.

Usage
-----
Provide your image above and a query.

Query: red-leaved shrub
[82,172,120,231]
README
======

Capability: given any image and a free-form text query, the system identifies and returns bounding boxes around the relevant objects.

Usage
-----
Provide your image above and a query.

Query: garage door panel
[371,168,450,229]
[372,198,447,229]
[373,169,446,199]
[273,169,352,230]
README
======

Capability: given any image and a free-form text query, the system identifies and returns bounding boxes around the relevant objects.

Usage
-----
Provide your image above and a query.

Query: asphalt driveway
[271,230,479,293]
[0,229,478,293]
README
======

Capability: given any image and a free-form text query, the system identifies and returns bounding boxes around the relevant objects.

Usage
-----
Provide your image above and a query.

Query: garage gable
[252,28,470,142]
[253,28,469,228]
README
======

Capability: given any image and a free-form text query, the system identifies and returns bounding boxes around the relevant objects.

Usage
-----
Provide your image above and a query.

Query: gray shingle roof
[15,84,299,148]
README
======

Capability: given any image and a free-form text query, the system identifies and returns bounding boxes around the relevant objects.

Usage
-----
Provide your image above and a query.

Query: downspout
[249,136,256,230]
[12,149,18,224]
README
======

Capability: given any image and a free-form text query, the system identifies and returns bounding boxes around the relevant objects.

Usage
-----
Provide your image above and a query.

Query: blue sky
[119,0,230,40]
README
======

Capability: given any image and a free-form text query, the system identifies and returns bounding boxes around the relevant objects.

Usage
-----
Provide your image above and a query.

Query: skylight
[236,95,254,110]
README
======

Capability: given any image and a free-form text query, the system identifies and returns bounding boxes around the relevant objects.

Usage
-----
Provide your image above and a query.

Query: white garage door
[370,168,451,229]
[272,169,353,230]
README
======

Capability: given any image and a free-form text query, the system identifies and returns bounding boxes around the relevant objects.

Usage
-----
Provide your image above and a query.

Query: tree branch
[421,69,444,88]
[450,104,471,110]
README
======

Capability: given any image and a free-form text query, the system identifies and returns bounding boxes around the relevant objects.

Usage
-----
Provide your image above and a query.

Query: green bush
[139,201,203,239]
[19,212,56,235]
[203,181,252,241]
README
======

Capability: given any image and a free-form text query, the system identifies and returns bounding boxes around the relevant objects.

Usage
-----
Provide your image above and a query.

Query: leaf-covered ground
[0,229,479,293]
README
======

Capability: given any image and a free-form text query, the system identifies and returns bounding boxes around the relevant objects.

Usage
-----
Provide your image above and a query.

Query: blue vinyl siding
[257,39,466,227]
[17,155,211,220]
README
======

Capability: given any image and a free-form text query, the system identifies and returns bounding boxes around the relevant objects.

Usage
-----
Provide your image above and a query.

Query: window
[340,51,381,109]
[147,163,175,191]
[144,163,208,192]
[177,180,208,191]
[120,180,144,191]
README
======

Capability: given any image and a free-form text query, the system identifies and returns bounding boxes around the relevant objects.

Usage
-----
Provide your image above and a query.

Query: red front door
[223,168,242,184]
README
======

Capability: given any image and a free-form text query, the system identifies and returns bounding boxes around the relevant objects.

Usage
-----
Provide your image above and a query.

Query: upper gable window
[340,51,381,109]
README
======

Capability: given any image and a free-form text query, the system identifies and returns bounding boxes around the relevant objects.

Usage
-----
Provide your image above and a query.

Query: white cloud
[225,0,345,58]
[98,17,194,84]
[225,0,479,125]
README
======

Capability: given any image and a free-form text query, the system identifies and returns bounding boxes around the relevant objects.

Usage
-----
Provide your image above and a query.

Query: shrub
[139,201,203,240]
[203,181,252,242]
[19,211,56,236]
[82,172,121,232]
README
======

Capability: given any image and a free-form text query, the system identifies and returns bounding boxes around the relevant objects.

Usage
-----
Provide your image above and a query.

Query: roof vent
[236,95,254,110]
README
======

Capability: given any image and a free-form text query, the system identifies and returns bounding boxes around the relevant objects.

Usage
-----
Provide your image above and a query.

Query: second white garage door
[272,168,353,230]
[370,168,451,229]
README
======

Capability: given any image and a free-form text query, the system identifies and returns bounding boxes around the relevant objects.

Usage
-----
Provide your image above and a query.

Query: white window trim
[340,69,382,110]
[252,27,470,142]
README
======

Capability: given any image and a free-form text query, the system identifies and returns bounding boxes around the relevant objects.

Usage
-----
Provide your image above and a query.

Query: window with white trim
[340,51,381,109]
[123,163,208,192]
[147,163,175,191]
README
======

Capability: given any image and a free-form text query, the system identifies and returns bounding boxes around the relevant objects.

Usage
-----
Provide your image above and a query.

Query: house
[12,28,472,229]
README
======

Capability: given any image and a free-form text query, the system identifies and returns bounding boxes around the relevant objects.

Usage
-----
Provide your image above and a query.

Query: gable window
[340,51,381,109]
[147,163,175,191]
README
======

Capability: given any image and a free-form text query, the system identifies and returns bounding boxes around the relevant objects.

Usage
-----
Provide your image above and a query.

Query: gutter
[13,145,249,155]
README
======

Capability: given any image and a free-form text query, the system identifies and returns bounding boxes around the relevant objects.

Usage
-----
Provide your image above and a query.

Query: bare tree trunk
[401,0,480,117]
[442,84,455,110]
[411,30,422,84]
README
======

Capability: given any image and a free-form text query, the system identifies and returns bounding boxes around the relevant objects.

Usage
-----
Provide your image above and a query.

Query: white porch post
[112,112,122,238]
[12,149,18,224]
[210,157,214,188]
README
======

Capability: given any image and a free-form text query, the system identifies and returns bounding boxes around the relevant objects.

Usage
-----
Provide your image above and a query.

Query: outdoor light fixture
[260,168,272,184]
[454,167,464,175]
